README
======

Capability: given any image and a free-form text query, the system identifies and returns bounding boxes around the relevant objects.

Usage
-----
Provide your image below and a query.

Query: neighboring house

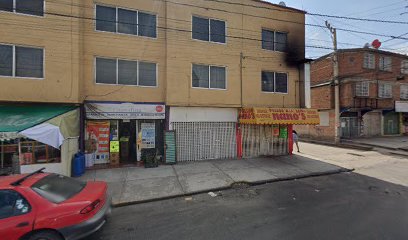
[0,0,312,174]
[296,48,408,141]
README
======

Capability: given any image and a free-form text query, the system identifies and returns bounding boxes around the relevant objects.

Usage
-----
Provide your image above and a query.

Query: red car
[0,168,111,240]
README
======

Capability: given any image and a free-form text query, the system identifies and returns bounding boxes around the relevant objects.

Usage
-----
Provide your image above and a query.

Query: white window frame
[191,63,227,90]
[379,56,392,72]
[261,29,288,52]
[0,0,45,17]
[400,85,408,100]
[379,83,392,99]
[94,4,158,39]
[94,57,158,88]
[363,53,375,69]
[401,60,408,75]
[261,71,289,94]
[191,15,227,44]
[0,43,45,79]
[355,82,369,97]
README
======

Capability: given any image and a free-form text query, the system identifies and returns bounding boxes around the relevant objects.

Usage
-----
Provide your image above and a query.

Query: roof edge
[250,0,306,14]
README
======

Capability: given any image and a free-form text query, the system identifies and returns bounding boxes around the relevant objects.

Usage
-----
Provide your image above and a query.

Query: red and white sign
[85,102,166,120]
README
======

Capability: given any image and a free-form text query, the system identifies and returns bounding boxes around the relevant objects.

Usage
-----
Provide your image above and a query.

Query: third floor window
[379,56,392,72]
[363,53,375,69]
[262,29,287,52]
[96,5,157,38]
[192,16,226,44]
[0,0,44,16]
[401,60,408,75]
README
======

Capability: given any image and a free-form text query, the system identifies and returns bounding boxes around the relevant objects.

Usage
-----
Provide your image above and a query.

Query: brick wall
[294,110,336,141]
[311,85,333,109]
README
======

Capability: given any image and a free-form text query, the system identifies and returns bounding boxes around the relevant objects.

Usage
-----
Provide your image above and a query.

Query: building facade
[296,48,408,141]
[0,0,312,173]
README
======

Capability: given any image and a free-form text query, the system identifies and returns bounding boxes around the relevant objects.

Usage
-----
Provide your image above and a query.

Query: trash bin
[72,152,85,177]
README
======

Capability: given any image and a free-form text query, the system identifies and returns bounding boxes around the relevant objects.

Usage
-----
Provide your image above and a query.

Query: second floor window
[379,83,392,98]
[192,16,226,43]
[261,71,288,93]
[401,85,408,99]
[355,82,369,97]
[0,0,44,16]
[96,5,157,38]
[262,29,287,52]
[192,64,226,89]
[363,53,375,69]
[379,56,392,72]
[0,44,44,78]
[401,60,408,75]
[95,57,157,87]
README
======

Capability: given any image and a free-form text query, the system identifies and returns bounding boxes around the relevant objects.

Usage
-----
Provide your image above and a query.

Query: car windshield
[31,174,86,203]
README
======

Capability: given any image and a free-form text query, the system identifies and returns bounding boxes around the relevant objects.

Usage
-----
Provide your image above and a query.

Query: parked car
[0,168,111,240]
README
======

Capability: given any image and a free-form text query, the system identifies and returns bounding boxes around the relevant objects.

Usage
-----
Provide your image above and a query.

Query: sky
[266,0,408,58]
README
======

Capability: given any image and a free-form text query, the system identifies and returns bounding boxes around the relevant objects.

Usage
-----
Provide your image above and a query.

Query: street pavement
[296,142,408,187]
[88,173,408,240]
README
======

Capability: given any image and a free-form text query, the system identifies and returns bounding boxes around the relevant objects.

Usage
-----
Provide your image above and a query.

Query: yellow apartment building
[0,0,315,174]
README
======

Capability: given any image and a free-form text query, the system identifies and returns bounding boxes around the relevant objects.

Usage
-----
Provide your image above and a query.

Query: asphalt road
[89,173,408,240]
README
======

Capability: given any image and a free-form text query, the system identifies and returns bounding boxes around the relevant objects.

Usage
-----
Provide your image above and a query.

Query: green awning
[0,105,77,133]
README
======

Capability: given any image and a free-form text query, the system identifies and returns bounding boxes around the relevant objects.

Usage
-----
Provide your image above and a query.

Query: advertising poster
[141,122,155,149]
[86,121,110,163]
[279,126,288,139]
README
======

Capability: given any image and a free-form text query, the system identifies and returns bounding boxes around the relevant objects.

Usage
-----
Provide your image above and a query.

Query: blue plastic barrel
[72,153,85,177]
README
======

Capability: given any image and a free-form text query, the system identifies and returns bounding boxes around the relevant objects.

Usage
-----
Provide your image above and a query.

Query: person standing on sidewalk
[293,130,300,153]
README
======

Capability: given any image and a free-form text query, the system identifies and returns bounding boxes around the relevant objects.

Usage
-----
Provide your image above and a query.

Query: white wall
[169,107,238,127]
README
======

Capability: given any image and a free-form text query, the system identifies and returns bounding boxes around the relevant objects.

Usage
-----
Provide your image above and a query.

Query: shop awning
[0,105,79,148]
[239,108,320,125]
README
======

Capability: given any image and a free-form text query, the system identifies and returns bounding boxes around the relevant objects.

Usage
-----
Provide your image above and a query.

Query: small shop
[238,108,320,157]
[0,105,79,176]
[396,101,408,135]
[84,102,165,168]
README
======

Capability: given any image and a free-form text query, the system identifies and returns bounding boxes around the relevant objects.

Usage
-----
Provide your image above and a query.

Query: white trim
[94,4,158,39]
[191,15,227,45]
[261,71,289,94]
[0,43,44,80]
[191,63,227,90]
[94,56,158,88]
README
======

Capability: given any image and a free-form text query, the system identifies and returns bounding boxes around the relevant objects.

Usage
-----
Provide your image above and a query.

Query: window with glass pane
[15,46,43,78]
[379,84,392,98]
[262,30,274,51]
[96,5,116,32]
[210,19,226,43]
[379,56,392,71]
[401,60,408,74]
[275,32,287,52]
[355,82,369,97]
[401,85,408,99]
[139,62,157,86]
[138,12,157,38]
[118,60,137,85]
[96,58,117,84]
[262,71,274,92]
[210,66,226,89]
[0,45,13,76]
[16,0,43,16]
[192,64,209,88]
[275,73,288,93]
[363,53,375,69]
[118,9,138,35]
[0,0,13,12]
[192,16,210,41]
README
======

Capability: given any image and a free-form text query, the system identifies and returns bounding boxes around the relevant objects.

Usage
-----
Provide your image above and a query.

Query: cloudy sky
[266,0,408,58]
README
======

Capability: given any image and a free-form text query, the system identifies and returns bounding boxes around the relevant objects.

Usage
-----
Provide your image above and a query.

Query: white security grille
[173,122,237,162]
[241,125,288,158]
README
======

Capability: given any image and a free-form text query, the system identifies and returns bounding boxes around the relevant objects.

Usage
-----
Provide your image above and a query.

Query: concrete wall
[294,110,335,141]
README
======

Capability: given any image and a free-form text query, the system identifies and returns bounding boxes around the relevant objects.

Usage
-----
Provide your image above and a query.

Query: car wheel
[28,230,63,240]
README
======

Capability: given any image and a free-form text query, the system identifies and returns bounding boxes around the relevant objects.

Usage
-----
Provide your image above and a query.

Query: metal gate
[340,117,359,138]
[383,112,400,135]
[172,122,236,162]
[241,125,288,157]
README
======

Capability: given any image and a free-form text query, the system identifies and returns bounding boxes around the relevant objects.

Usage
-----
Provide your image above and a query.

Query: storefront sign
[110,141,120,153]
[239,108,320,125]
[141,123,155,149]
[85,102,165,120]
[396,101,408,113]
[86,121,110,162]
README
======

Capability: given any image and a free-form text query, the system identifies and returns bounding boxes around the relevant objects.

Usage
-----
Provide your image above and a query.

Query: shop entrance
[119,120,137,164]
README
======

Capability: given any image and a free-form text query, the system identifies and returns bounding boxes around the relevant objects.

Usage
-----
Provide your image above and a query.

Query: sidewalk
[342,136,408,151]
[79,155,349,206]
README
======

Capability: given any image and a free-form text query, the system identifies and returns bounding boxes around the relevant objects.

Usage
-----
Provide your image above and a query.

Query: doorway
[119,120,137,164]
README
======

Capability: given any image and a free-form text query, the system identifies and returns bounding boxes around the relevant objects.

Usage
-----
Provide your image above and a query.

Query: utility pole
[326,21,340,144]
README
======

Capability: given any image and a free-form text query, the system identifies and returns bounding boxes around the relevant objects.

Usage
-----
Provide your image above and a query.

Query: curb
[300,139,373,151]
[112,167,354,208]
